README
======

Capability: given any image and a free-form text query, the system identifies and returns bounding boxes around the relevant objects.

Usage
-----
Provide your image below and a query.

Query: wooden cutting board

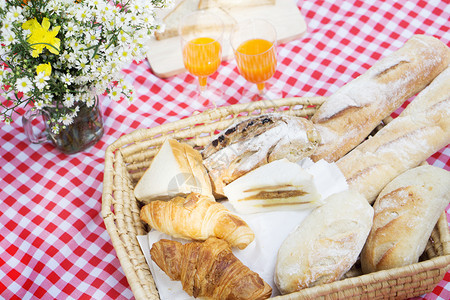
[146,0,307,78]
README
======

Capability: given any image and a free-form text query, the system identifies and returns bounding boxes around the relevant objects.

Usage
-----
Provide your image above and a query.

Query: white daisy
[42,93,54,104]
[118,31,129,44]
[15,77,33,93]
[85,96,96,107]
[74,56,88,70]
[85,30,100,46]
[51,125,60,134]
[65,22,79,38]
[2,29,16,47]
[76,8,91,23]
[61,73,73,85]
[63,94,75,107]
[109,86,122,101]
[6,7,24,22]
[34,100,45,109]
[59,113,74,126]
[119,48,131,62]
[34,73,49,90]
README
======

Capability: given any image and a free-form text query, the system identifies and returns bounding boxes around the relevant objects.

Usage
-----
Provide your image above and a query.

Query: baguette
[274,190,373,294]
[336,65,450,203]
[310,34,450,162]
[361,165,450,273]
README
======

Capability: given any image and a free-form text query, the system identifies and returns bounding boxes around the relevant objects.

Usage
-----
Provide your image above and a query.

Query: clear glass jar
[23,99,104,154]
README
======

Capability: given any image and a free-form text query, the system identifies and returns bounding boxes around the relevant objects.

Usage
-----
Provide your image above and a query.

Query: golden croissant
[150,237,272,299]
[140,193,255,249]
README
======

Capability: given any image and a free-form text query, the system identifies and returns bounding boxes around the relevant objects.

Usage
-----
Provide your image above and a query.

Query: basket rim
[273,252,450,299]
[104,96,326,153]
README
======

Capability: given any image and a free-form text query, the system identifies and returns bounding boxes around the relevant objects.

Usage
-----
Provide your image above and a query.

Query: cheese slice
[223,159,322,214]
[134,139,213,203]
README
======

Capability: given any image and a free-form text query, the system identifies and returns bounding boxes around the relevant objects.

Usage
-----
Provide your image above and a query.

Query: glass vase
[23,99,104,154]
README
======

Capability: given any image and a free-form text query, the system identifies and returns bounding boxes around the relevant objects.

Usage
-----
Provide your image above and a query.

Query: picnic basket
[101,96,450,299]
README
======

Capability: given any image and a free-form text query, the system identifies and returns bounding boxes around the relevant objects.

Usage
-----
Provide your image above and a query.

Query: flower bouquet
[0,0,170,154]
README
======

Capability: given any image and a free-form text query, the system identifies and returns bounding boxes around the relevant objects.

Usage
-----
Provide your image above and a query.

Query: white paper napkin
[137,159,348,299]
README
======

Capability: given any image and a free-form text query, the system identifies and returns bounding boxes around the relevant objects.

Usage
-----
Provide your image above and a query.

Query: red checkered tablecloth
[1,0,449,299]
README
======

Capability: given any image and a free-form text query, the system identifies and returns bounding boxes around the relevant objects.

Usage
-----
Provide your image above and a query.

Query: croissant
[140,193,255,249]
[150,237,272,299]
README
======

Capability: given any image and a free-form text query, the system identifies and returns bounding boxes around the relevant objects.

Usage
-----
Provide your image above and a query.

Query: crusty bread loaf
[360,165,450,273]
[198,0,275,10]
[274,190,373,294]
[202,113,321,197]
[310,35,450,162]
[336,65,450,203]
[400,64,450,117]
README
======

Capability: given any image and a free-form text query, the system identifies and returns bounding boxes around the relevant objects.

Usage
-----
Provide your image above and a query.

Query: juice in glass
[183,37,221,89]
[235,38,277,92]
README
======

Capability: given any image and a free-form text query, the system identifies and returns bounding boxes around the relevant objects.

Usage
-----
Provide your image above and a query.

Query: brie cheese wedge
[223,159,322,214]
[134,139,213,203]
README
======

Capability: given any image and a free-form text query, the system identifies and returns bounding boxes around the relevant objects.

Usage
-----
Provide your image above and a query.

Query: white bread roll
[336,65,450,203]
[361,165,450,273]
[274,190,373,294]
[311,34,450,162]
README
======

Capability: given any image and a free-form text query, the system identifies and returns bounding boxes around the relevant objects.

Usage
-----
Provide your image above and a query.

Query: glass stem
[198,76,207,92]
[257,82,265,95]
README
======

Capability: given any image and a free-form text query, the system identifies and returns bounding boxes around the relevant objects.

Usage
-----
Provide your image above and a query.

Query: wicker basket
[101,97,450,300]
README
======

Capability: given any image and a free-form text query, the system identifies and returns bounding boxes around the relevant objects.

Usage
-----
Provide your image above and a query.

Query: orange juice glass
[182,37,221,90]
[231,19,278,99]
[235,38,277,93]
[179,11,223,94]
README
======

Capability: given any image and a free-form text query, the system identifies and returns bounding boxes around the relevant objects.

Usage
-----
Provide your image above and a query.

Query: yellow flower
[22,18,60,58]
[36,63,52,77]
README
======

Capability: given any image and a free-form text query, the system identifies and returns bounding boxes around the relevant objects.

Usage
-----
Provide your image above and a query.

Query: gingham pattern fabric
[1,0,449,299]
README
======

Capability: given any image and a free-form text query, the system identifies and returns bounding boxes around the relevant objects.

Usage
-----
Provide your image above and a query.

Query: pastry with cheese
[134,139,213,203]
[223,159,321,214]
